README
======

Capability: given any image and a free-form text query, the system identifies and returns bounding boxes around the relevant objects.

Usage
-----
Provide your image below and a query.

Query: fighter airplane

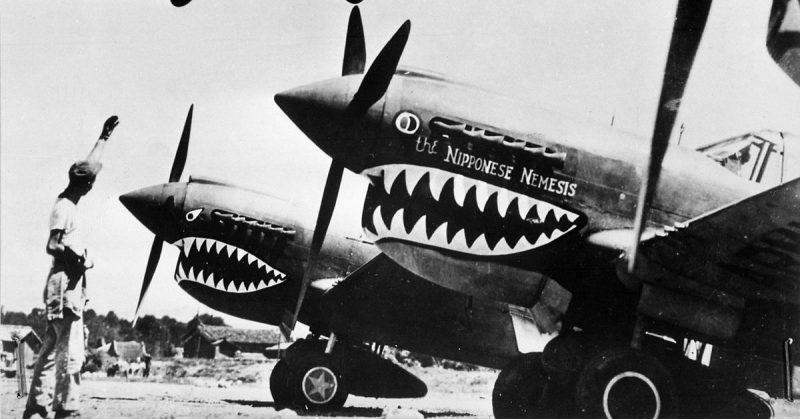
[120,103,567,411]
[275,1,800,417]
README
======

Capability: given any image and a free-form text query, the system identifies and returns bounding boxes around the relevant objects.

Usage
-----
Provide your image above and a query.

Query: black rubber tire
[269,358,292,407]
[288,354,348,411]
[575,348,677,419]
[492,353,570,419]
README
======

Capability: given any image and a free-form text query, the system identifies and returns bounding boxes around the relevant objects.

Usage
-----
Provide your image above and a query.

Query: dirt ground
[4,358,800,418]
[1,359,497,419]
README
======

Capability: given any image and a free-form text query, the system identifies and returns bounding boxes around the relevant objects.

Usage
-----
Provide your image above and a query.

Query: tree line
[1,307,227,357]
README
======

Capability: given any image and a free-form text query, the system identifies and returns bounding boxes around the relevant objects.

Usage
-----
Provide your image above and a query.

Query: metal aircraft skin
[120,176,370,327]
[275,73,761,306]
[273,2,800,416]
[120,174,539,402]
[117,7,550,411]
[275,76,800,413]
[120,1,799,417]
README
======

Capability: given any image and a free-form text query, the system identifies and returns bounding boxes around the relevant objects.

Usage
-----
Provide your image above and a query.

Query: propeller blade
[169,104,193,183]
[281,161,345,338]
[343,6,366,76]
[348,20,410,116]
[133,237,164,327]
[280,12,412,338]
[628,0,711,273]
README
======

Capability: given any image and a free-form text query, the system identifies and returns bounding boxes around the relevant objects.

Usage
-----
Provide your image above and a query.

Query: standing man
[23,116,119,419]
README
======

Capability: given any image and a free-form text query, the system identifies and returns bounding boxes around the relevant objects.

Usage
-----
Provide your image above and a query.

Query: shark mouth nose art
[172,237,287,293]
[361,164,583,256]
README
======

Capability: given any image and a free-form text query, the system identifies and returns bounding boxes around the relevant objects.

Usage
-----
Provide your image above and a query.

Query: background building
[181,317,282,359]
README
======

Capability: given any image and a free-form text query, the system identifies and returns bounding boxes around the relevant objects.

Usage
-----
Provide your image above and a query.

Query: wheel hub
[603,371,661,419]
[302,366,338,404]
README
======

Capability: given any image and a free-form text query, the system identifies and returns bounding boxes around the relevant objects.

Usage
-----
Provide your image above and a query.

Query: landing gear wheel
[492,353,570,418]
[288,354,348,411]
[575,348,677,419]
[269,358,291,407]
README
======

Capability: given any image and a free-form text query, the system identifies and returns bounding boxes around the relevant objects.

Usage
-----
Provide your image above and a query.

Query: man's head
[67,160,103,196]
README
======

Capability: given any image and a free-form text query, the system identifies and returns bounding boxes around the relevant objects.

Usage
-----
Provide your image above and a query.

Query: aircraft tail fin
[768,0,800,87]
[695,130,799,186]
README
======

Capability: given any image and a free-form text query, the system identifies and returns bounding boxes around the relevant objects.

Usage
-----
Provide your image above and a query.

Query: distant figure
[143,354,152,378]
[106,363,119,377]
[23,116,119,419]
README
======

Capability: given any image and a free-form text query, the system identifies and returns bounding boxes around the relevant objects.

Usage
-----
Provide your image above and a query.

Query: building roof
[201,325,281,345]
[198,325,279,345]
[0,325,41,345]
[182,318,281,346]
[96,340,148,361]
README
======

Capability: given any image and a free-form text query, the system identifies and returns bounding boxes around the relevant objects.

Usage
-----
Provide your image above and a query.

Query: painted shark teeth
[428,171,449,201]
[171,237,287,293]
[360,164,582,256]
[496,189,512,217]
[362,164,580,222]
[383,168,402,195]
[365,203,578,255]
[404,166,428,196]
[517,196,536,220]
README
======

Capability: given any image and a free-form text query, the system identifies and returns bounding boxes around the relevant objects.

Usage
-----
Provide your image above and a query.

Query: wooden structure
[0,325,41,375]
[95,340,149,362]
[181,317,281,359]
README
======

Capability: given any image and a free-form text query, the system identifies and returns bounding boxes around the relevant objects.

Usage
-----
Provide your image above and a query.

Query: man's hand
[83,249,94,270]
[100,115,119,140]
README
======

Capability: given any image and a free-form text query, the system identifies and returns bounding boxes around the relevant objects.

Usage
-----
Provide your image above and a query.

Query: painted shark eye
[185,209,203,222]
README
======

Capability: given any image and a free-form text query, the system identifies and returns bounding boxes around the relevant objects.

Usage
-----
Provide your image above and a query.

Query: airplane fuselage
[276,70,761,306]
[121,176,377,328]
[121,176,528,369]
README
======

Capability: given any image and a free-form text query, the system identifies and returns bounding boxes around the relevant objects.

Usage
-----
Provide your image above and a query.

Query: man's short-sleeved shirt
[50,197,82,253]
[46,197,87,319]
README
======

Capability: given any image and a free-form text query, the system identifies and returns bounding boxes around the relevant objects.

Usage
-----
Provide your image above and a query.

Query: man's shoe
[54,409,81,418]
[21,405,48,419]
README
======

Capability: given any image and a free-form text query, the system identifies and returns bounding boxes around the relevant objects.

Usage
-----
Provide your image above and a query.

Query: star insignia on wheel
[307,370,335,399]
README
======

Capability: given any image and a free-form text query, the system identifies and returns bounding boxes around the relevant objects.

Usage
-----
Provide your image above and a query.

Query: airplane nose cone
[274,80,350,147]
[275,77,382,172]
[120,183,186,239]
[273,86,318,119]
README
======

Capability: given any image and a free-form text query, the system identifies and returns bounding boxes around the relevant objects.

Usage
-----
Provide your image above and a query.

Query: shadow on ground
[224,399,476,417]
[224,400,383,417]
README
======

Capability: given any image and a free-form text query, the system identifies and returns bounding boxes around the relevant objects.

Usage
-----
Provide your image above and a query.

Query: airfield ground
[1,358,496,418]
[3,358,800,418]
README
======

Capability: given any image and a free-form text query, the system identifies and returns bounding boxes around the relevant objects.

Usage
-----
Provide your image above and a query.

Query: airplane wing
[630,177,800,341]
[320,253,524,369]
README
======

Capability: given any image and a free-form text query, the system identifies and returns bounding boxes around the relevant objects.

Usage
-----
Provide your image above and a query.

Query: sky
[2,1,799,329]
